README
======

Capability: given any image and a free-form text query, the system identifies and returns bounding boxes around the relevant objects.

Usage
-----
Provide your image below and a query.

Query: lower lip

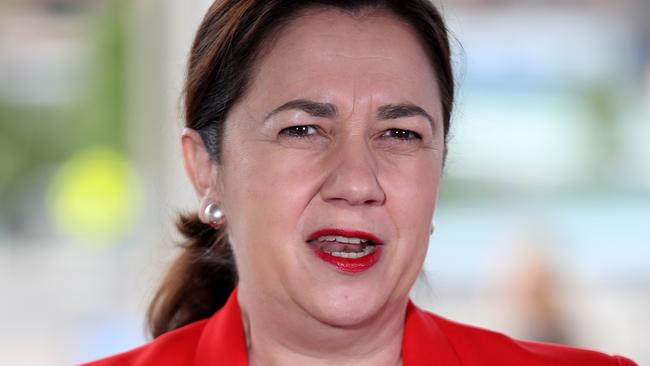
[310,246,383,273]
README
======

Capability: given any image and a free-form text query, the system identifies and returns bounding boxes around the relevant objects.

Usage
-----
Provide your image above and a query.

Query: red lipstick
[307,228,383,273]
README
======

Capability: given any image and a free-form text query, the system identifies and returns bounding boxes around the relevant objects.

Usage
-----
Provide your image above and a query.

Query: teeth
[317,235,368,244]
[328,245,375,258]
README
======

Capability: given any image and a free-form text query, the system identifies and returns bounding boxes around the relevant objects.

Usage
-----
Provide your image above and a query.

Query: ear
[181,128,222,223]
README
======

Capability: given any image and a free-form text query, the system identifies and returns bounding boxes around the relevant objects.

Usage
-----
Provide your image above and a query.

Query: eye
[380,128,422,141]
[279,125,318,138]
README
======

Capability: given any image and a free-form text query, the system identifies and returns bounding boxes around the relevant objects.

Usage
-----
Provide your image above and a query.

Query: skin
[182,8,444,366]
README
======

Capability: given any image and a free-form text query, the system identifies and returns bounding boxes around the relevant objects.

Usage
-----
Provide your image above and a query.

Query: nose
[319,136,386,207]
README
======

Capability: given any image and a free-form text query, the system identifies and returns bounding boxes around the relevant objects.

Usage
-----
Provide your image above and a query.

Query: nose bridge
[320,130,386,206]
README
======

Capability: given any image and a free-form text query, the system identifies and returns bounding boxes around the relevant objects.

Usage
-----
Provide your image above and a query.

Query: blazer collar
[402,300,462,365]
[194,288,248,365]
[194,288,462,366]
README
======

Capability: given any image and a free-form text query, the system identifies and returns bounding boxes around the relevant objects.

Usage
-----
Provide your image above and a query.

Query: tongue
[312,240,366,253]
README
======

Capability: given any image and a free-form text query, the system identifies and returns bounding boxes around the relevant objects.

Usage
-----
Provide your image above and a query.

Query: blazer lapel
[402,301,463,366]
[194,288,248,365]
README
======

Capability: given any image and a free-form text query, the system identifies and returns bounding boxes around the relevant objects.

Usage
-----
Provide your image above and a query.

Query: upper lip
[306,228,384,245]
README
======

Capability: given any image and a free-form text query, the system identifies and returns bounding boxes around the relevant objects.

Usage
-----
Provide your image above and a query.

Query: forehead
[244,8,441,114]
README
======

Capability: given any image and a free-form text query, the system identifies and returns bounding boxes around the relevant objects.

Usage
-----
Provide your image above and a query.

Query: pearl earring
[204,202,225,227]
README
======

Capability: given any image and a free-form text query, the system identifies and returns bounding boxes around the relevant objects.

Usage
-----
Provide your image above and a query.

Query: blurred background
[0,0,648,364]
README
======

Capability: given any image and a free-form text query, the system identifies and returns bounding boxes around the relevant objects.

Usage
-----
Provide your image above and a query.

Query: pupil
[288,126,309,136]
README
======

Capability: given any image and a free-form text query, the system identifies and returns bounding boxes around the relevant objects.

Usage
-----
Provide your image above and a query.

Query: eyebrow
[377,103,435,128]
[264,99,337,121]
[264,99,435,128]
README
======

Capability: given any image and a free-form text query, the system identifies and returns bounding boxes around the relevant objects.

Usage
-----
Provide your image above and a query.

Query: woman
[84,0,636,365]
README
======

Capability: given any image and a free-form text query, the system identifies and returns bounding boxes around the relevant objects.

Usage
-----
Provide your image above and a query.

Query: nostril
[319,149,386,206]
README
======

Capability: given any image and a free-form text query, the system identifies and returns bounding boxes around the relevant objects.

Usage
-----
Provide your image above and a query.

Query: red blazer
[83,289,636,365]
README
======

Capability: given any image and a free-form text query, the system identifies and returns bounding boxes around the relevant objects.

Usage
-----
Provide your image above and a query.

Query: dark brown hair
[147,0,455,338]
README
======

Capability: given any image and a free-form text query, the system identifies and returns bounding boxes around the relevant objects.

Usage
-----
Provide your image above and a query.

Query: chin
[298,278,393,328]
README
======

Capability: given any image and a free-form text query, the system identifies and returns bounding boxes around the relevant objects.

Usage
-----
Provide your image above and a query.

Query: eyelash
[279,125,421,141]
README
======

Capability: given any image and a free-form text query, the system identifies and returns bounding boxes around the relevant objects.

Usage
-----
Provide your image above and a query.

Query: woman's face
[218,9,444,325]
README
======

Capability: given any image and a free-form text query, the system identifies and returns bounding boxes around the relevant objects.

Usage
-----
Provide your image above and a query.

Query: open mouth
[306,229,383,272]
[309,235,378,258]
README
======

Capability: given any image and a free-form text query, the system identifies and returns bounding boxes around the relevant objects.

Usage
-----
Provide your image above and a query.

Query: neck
[238,286,407,366]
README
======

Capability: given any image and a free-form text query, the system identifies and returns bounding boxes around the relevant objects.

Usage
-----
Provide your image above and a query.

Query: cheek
[231,149,320,215]
[220,143,322,269]
[386,153,440,223]
[383,153,441,260]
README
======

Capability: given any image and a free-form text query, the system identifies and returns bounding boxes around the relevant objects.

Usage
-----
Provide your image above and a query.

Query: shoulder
[81,289,248,366]
[427,311,637,366]
[80,318,210,366]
